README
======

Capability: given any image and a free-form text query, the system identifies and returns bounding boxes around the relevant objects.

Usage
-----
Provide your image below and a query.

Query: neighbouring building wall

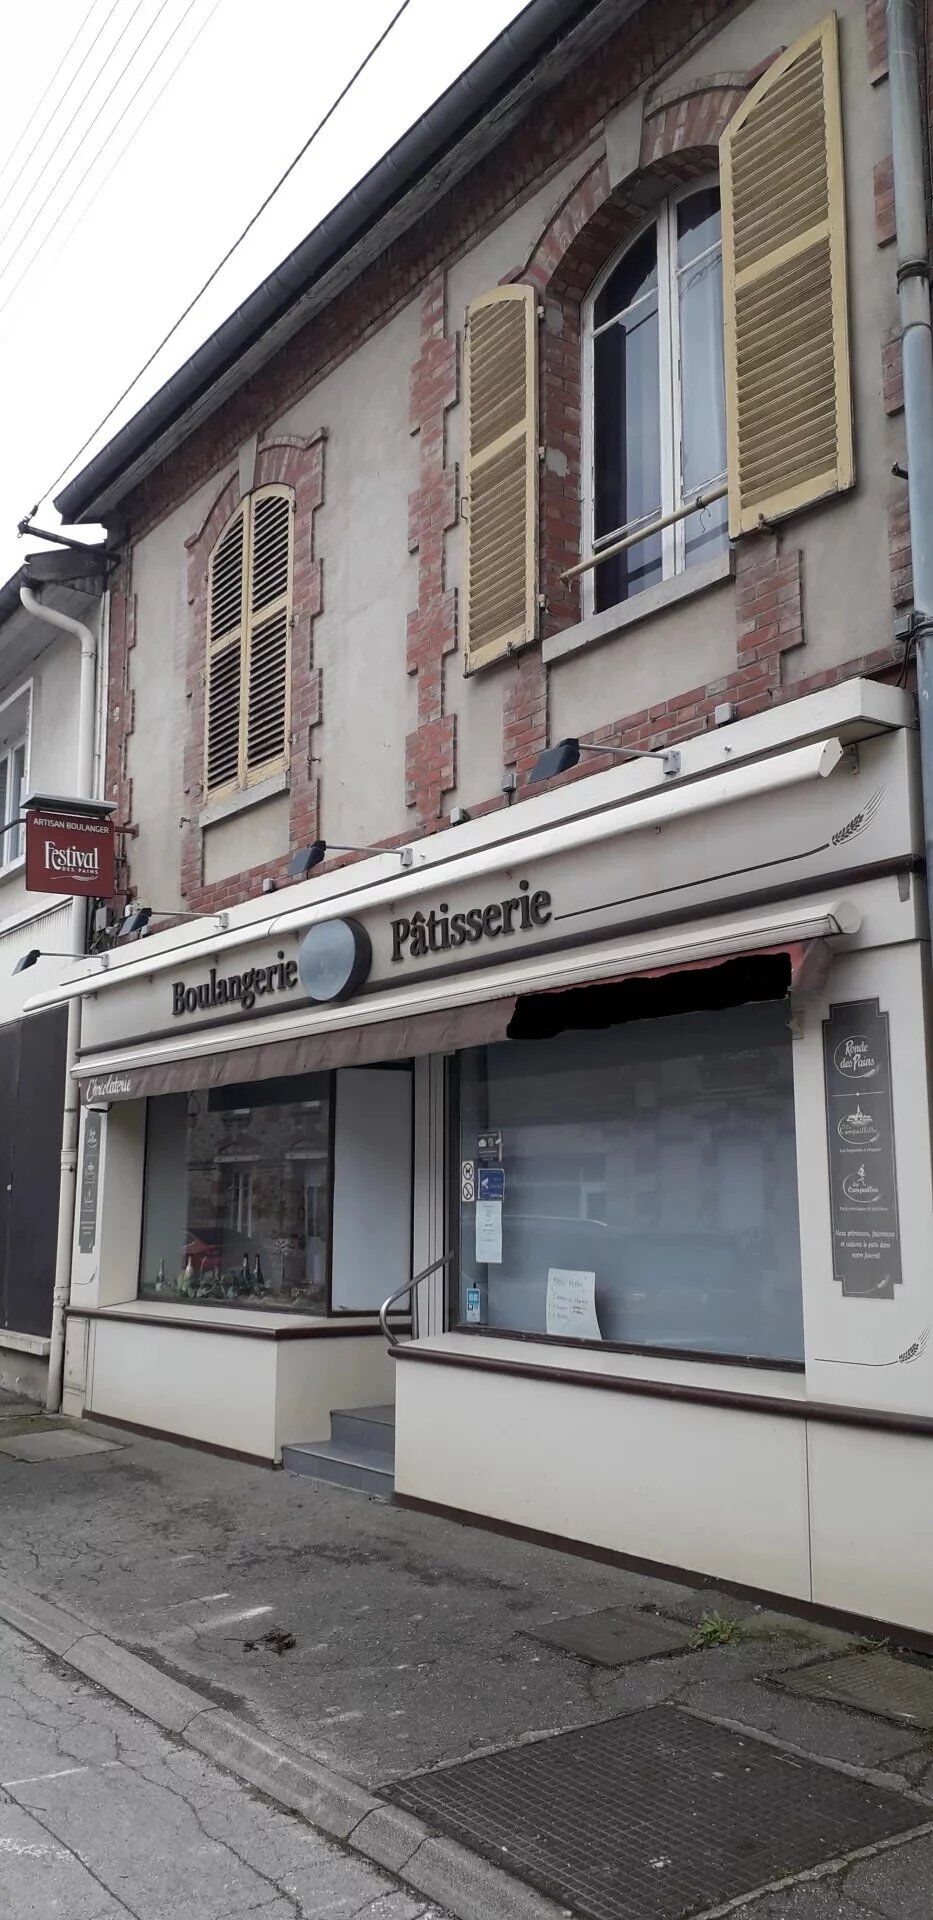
[0,637,82,925]
[106,0,912,918]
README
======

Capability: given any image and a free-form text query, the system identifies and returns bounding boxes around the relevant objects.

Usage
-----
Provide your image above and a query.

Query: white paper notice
[474,1200,503,1264]
[546,1268,600,1339]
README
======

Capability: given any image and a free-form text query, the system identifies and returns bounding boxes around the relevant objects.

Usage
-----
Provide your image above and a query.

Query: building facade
[0,572,104,1397]
[32,0,933,1631]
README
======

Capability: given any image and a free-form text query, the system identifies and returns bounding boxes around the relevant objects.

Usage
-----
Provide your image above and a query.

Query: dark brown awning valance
[78,996,518,1102]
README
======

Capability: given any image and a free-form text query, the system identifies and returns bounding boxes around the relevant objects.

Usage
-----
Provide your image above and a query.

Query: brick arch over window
[180,431,325,912]
[521,74,759,640]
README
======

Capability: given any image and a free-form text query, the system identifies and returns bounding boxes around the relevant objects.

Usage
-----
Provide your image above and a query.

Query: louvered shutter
[205,506,246,795]
[720,14,853,536]
[245,486,292,781]
[462,284,538,673]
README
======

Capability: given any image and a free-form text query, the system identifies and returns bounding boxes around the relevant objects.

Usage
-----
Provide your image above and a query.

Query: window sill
[199,769,289,831]
[542,549,735,667]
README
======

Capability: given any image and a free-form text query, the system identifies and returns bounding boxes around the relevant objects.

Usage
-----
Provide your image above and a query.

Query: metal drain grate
[777,1651,933,1729]
[386,1706,926,1920]
[527,1608,694,1667]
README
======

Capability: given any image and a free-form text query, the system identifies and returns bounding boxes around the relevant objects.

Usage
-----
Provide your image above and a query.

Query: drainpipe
[888,0,933,948]
[19,583,98,1413]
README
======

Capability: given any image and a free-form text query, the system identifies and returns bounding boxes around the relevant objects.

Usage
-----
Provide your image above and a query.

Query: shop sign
[390,881,552,963]
[25,803,115,897]
[78,1111,103,1253]
[171,954,299,1018]
[822,998,901,1298]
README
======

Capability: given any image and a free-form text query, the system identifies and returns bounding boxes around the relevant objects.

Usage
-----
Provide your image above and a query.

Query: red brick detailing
[874,154,896,246]
[178,431,325,911]
[889,495,912,607]
[115,0,755,546]
[735,535,805,675]
[503,650,548,787]
[866,0,888,83]
[639,78,749,164]
[882,324,904,414]
[406,277,459,824]
[104,570,137,903]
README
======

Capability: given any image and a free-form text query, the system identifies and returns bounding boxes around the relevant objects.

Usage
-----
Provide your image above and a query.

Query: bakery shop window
[456,966,804,1364]
[139,1074,332,1313]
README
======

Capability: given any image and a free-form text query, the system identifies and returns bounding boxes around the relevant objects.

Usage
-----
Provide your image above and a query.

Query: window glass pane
[595,529,662,612]
[594,224,658,327]
[139,1075,332,1312]
[676,186,722,268]
[458,1000,803,1363]
[9,743,25,860]
[677,188,728,569]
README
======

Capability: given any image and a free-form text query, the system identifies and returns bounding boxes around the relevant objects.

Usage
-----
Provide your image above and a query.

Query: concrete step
[330,1404,395,1452]
[281,1438,394,1499]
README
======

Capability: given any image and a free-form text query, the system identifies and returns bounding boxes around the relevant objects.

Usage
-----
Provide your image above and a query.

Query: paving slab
[777,1649,933,1729]
[526,1606,694,1666]
[0,1429,122,1461]
[386,1705,930,1920]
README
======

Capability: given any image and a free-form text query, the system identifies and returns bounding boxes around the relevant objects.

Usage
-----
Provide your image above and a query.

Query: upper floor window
[205,485,294,800]
[585,183,728,614]
[0,686,29,871]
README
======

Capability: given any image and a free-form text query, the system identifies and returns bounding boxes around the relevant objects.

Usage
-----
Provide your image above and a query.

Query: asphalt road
[0,1618,445,1920]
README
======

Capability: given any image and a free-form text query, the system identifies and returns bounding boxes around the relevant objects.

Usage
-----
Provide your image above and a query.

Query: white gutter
[19,584,98,1414]
[26,735,844,1012]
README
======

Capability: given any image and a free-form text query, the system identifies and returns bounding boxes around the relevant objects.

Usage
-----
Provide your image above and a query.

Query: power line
[0,0,104,193]
[0,0,182,290]
[34,0,415,516]
[0,0,225,325]
[0,0,127,254]
[0,0,208,326]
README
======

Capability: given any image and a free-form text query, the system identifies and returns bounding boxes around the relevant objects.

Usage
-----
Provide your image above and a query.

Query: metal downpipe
[888,0,933,947]
[18,584,98,1414]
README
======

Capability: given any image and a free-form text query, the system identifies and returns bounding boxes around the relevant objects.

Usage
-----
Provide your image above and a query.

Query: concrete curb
[0,1573,565,1920]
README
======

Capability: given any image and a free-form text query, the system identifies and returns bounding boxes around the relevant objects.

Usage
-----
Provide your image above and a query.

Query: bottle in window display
[251,1254,265,1295]
[155,1259,166,1293]
[176,1255,194,1296]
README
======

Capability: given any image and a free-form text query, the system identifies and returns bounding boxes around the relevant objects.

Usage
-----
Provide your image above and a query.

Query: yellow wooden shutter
[720,13,853,536]
[462,284,538,673]
[245,485,292,782]
[205,505,246,796]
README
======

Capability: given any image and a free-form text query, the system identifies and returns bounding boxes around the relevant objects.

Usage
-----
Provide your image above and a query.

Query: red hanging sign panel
[25,802,116,898]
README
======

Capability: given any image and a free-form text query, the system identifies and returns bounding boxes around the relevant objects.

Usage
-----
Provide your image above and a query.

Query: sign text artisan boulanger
[391,880,552,962]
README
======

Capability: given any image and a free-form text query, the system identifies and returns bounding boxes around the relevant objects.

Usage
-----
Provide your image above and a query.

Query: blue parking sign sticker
[478,1166,505,1201]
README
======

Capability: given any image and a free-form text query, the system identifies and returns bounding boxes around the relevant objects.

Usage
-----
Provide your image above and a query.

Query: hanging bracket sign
[24,793,117,898]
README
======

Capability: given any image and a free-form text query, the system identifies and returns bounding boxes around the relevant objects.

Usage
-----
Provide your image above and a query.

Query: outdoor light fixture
[118,905,229,939]
[290,839,414,878]
[12,948,89,975]
[528,737,682,783]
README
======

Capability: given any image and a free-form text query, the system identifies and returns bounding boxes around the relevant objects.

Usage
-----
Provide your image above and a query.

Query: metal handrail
[379,1250,454,1349]
[561,479,728,582]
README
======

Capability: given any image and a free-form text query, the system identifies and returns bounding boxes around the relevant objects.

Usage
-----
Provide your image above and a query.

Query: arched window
[205,485,293,799]
[584,183,728,614]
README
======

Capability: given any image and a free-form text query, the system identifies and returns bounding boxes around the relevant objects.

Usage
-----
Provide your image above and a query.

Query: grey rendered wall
[123,0,900,886]
[0,637,81,926]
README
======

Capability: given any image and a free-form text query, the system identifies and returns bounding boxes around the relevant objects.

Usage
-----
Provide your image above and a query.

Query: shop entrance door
[330,1066,413,1313]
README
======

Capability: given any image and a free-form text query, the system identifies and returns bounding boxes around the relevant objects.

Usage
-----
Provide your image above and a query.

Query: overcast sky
[0,0,525,582]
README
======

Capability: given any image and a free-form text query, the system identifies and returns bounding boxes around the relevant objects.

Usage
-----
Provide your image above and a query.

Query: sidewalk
[1,1391,932,1918]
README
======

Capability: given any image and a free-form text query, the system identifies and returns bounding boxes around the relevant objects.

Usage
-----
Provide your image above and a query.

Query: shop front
[34,679,933,1629]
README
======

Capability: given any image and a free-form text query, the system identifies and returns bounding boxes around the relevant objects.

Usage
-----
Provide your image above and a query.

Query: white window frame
[0,680,32,875]
[581,178,726,616]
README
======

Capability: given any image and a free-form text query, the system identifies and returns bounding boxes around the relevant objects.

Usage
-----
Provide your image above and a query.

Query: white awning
[75,896,859,1101]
